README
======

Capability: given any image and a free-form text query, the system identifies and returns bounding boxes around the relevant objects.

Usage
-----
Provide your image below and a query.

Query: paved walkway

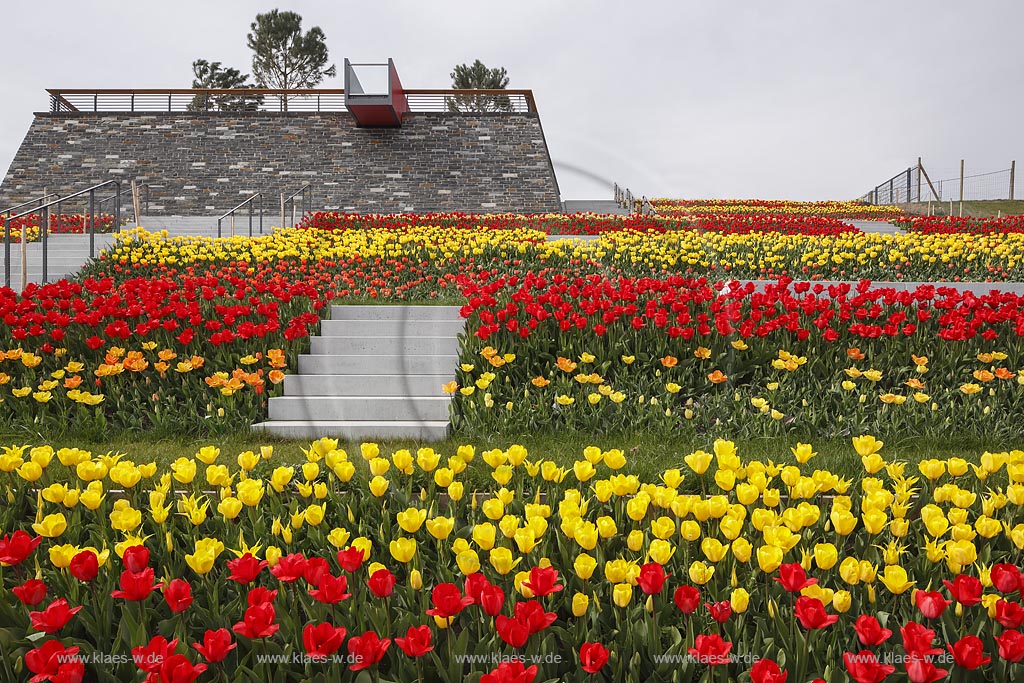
[848,220,902,234]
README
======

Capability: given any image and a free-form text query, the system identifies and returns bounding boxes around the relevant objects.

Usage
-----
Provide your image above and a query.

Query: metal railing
[3,180,123,288]
[613,183,657,216]
[281,185,313,228]
[97,183,148,218]
[1,193,60,217]
[46,88,537,114]
[217,194,263,238]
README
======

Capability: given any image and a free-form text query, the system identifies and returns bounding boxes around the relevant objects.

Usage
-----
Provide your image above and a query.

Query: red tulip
[26,641,80,683]
[991,564,1022,593]
[347,630,391,671]
[367,568,397,598]
[914,591,951,619]
[226,553,267,584]
[513,600,558,634]
[794,596,838,630]
[132,635,179,674]
[905,655,947,683]
[637,563,668,595]
[946,635,990,670]
[465,572,490,604]
[246,587,277,606]
[579,642,609,674]
[496,614,530,648]
[844,650,896,683]
[943,574,982,607]
[270,552,307,582]
[308,573,351,604]
[674,585,701,614]
[303,557,331,586]
[426,583,473,620]
[122,545,150,572]
[49,658,84,683]
[480,584,506,617]
[775,563,817,592]
[12,578,47,606]
[29,598,83,634]
[901,622,941,657]
[521,565,563,597]
[688,634,732,666]
[395,625,434,657]
[995,600,1024,628]
[336,546,365,572]
[69,550,99,582]
[164,578,194,614]
[0,530,42,566]
[159,654,207,683]
[111,567,161,601]
[480,660,538,683]
[706,600,732,623]
[232,602,280,639]
[303,622,347,658]
[750,658,788,683]
[192,629,237,664]
[854,615,892,646]
[996,629,1024,662]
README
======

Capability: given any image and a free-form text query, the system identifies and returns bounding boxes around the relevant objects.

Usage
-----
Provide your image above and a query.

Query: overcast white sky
[1,1,1021,201]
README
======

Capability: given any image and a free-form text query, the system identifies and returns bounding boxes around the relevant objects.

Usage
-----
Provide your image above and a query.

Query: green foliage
[448,59,513,113]
[188,59,262,111]
[247,9,336,105]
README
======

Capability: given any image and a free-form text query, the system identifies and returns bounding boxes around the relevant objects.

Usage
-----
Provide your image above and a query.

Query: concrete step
[320,318,465,337]
[563,199,629,216]
[310,336,460,356]
[284,374,451,397]
[298,354,458,375]
[251,420,450,441]
[330,305,463,321]
[268,396,451,421]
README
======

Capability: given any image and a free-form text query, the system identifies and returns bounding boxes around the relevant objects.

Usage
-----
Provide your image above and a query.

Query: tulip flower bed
[0,274,323,435]
[650,199,905,221]
[898,215,1024,235]
[452,275,1024,439]
[3,436,1024,683]
[297,211,689,235]
[1,213,119,243]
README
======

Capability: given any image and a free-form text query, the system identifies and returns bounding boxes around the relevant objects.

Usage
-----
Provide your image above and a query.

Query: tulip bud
[410,569,423,590]
[572,592,589,617]
[645,595,654,613]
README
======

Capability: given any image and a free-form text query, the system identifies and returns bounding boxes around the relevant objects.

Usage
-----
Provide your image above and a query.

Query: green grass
[900,199,1024,218]
[3,429,1009,492]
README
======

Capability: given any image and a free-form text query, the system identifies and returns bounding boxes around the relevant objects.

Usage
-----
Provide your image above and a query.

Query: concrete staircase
[137,216,228,238]
[1,233,117,286]
[251,305,464,441]
[563,199,629,216]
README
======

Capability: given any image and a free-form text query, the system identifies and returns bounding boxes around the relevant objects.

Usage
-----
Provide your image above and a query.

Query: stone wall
[0,112,561,215]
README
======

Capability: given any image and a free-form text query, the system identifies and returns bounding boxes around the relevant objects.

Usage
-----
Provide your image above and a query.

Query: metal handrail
[96,183,148,218]
[216,193,263,238]
[46,88,538,114]
[3,180,122,288]
[281,184,313,228]
[1,193,61,217]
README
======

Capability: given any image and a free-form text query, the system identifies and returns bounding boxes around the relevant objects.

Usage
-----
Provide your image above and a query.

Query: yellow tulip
[572,592,589,617]
[730,588,750,613]
[389,537,417,563]
[456,549,481,575]
[612,583,633,607]
[878,565,915,594]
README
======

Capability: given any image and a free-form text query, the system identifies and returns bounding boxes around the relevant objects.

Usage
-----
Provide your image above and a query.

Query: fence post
[959,159,965,216]
[88,189,95,258]
[40,204,49,284]
[1011,160,1016,201]
[280,194,285,230]
[905,168,911,204]
[916,158,922,202]
[3,217,10,288]
[132,180,141,227]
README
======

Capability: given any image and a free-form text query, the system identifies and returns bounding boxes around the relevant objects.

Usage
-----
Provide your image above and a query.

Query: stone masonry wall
[0,112,561,215]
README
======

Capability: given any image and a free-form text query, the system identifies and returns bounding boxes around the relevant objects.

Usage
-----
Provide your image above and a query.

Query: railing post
[259,195,264,235]
[88,189,95,258]
[3,217,10,288]
[1011,160,1016,201]
[41,204,49,283]
[114,182,122,235]
[217,218,222,239]
[248,199,253,237]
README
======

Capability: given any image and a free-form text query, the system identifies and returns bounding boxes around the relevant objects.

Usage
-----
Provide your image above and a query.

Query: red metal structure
[344,59,408,127]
